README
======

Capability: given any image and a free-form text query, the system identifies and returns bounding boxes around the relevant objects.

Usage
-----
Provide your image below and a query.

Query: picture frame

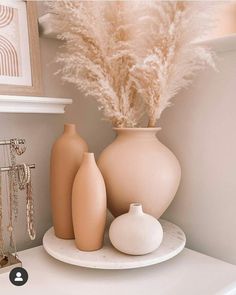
[0,0,42,96]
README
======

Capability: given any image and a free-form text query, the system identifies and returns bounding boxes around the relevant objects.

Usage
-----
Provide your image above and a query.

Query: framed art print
[0,0,42,95]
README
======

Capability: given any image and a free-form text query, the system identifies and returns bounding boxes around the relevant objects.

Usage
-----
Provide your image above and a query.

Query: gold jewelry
[10,138,26,156]
[0,171,7,265]
[7,170,17,257]
[3,145,18,259]
[7,170,14,249]
[8,141,19,221]
[26,168,36,240]
[17,163,35,240]
[0,171,8,267]
[17,164,30,190]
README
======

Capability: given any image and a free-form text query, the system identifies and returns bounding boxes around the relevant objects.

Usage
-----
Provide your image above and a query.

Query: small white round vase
[109,203,163,255]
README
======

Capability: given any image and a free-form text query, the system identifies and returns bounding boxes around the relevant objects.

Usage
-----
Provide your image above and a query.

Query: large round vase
[98,128,181,218]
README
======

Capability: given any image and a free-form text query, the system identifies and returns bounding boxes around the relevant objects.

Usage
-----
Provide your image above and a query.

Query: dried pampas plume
[49,1,216,127]
[49,1,144,127]
[130,1,216,127]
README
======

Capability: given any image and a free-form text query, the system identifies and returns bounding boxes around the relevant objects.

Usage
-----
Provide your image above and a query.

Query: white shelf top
[0,95,72,114]
[196,33,236,53]
[0,245,236,294]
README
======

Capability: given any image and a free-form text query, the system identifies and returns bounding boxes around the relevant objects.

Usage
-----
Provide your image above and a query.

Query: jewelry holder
[0,253,21,274]
[0,138,36,274]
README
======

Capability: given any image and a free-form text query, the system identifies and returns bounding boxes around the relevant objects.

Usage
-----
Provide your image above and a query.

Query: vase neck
[82,152,95,163]
[114,128,161,139]
[64,124,77,135]
[129,203,143,215]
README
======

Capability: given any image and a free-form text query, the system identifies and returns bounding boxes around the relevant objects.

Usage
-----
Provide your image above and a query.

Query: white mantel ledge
[0,95,73,114]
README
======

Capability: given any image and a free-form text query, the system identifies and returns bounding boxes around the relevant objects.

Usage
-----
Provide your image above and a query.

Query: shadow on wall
[159,50,236,265]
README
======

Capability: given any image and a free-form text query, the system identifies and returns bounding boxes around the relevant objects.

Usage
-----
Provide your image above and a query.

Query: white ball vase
[109,203,163,255]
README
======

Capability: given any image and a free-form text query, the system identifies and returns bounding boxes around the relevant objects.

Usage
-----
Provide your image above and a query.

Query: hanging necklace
[7,169,14,249]
[3,146,18,258]
[26,178,36,240]
[17,163,36,240]
[9,140,19,222]
[0,171,4,256]
[23,165,36,240]
[0,147,9,267]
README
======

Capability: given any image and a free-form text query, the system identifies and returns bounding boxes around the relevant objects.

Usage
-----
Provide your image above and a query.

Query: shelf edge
[0,95,73,114]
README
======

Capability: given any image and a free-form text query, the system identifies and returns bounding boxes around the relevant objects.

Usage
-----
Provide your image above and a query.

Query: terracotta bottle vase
[72,153,106,251]
[50,124,88,239]
[109,203,163,255]
[98,128,181,218]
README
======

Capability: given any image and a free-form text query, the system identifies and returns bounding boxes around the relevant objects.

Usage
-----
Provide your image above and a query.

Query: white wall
[160,49,236,264]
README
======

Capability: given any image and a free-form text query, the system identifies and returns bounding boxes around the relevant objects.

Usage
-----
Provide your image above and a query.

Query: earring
[10,139,26,156]
[17,164,30,190]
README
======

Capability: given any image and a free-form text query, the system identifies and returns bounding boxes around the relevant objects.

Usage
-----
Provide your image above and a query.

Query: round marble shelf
[43,219,186,270]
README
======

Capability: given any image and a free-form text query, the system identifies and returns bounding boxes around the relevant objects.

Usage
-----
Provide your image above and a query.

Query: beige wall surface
[1,2,235,265]
[160,49,236,264]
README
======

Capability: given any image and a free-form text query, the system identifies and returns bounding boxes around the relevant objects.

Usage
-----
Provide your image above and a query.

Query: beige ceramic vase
[98,128,181,218]
[50,124,88,239]
[72,153,107,251]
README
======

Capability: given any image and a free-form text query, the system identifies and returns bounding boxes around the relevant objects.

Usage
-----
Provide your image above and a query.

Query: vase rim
[65,123,76,127]
[113,127,161,132]
[129,203,143,214]
[64,123,76,133]
[83,152,94,159]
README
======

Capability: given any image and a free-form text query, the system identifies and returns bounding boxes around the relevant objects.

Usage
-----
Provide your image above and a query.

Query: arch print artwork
[0,35,19,77]
[0,1,41,95]
[0,5,14,28]
[0,5,19,77]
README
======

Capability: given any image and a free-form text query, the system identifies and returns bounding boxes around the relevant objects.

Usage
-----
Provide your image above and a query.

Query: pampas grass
[50,1,144,127]
[130,1,216,127]
[49,1,216,127]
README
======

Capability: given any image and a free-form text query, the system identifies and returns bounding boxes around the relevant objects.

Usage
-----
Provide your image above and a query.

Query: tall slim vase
[50,124,88,239]
[72,153,106,251]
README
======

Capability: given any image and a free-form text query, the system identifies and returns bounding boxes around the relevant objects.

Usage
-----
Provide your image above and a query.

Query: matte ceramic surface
[98,128,181,218]
[43,219,186,269]
[109,203,163,255]
[72,153,107,251]
[50,124,88,239]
